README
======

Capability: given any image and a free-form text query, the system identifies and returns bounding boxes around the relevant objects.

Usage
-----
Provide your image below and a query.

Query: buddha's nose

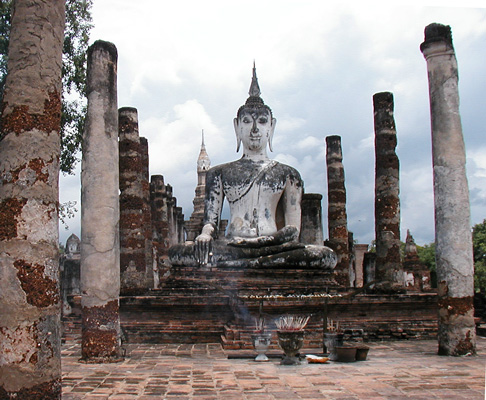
[252,121,258,133]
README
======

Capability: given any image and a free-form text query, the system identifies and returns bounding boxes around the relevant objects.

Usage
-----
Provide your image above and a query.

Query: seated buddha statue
[169,65,336,270]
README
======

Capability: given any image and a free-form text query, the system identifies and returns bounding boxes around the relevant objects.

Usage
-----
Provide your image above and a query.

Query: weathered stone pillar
[140,137,154,288]
[176,206,185,243]
[373,92,403,289]
[348,232,356,287]
[0,1,65,397]
[363,252,376,286]
[354,244,369,288]
[81,40,122,361]
[118,107,146,294]
[150,175,170,279]
[300,193,324,245]
[326,135,349,286]
[421,23,476,356]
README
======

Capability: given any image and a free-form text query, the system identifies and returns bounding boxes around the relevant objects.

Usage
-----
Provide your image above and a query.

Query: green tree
[0,0,93,174]
[417,242,436,273]
[0,1,11,98]
[473,219,486,293]
[416,221,486,293]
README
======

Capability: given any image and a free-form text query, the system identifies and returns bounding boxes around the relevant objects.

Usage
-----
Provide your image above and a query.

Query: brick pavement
[62,337,486,399]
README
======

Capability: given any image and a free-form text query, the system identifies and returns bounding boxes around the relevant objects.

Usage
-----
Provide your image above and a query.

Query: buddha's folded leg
[244,245,337,269]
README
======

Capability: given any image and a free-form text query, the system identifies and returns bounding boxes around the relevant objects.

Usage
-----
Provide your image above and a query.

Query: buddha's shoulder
[271,161,302,180]
[206,161,237,175]
[207,159,301,180]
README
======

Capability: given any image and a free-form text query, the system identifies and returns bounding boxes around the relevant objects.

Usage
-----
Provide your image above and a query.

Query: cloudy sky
[59,0,486,247]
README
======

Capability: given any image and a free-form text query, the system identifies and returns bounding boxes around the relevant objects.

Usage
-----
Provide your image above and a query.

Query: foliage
[59,200,78,230]
[473,219,486,293]
[416,242,436,272]
[0,0,10,99]
[0,0,93,174]
[415,220,486,292]
[61,0,92,174]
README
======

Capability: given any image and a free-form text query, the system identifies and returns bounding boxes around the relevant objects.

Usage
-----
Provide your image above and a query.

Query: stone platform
[65,263,439,349]
[117,291,438,349]
[118,262,438,348]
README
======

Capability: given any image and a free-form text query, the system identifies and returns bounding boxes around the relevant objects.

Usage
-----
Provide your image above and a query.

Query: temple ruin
[60,64,444,351]
[0,5,480,393]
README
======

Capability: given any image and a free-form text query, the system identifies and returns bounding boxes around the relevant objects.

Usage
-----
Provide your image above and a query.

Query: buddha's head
[234,64,276,153]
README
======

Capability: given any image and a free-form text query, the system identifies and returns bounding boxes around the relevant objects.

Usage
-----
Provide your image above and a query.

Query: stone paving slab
[62,337,486,399]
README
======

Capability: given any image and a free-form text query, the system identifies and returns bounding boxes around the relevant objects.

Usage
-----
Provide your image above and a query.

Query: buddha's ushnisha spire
[249,61,261,98]
[245,61,265,107]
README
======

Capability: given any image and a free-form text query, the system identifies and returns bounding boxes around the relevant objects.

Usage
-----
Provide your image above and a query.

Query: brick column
[150,175,170,279]
[354,244,369,288]
[0,1,65,397]
[421,23,475,356]
[326,135,349,286]
[118,107,146,294]
[373,92,403,290]
[81,40,122,361]
[140,137,154,288]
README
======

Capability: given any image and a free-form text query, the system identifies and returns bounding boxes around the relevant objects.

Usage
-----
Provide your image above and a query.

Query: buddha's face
[234,108,276,153]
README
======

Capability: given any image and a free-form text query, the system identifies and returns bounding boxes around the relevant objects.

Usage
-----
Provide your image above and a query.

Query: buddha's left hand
[228,225,299,248]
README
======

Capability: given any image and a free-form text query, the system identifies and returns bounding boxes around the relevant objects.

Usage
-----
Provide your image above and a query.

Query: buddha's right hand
[195,224,214,265]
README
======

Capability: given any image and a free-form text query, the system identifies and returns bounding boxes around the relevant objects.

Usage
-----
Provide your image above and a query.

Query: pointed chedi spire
[197,129,210,173]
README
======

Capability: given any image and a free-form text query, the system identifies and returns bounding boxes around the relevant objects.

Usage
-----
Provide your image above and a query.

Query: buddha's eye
[258,118,268,124]
[242,117,251,123]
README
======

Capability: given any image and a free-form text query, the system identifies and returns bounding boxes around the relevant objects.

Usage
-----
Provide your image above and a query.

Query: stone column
[118,107,146,294]
[150,175,170,279]
[363,252,376,286]
[373,92,403,289]
[354,244,369,288]
[421,23,476,356]
[326,135,349,286]
[140,137,154,288]
[300,193,324,245]
[0,1,65,397]
[80,40,122,361]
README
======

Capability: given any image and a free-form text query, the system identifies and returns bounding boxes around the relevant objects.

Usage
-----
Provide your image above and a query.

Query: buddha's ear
[233,117,241,152]
[268,117,276,152]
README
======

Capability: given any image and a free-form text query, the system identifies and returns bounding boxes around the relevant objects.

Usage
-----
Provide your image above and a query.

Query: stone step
[122,321,225,344]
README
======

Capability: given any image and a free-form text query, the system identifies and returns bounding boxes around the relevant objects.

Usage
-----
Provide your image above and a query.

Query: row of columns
[0,8,476,396]
[325,93,402,291]
[118,107,153,294]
